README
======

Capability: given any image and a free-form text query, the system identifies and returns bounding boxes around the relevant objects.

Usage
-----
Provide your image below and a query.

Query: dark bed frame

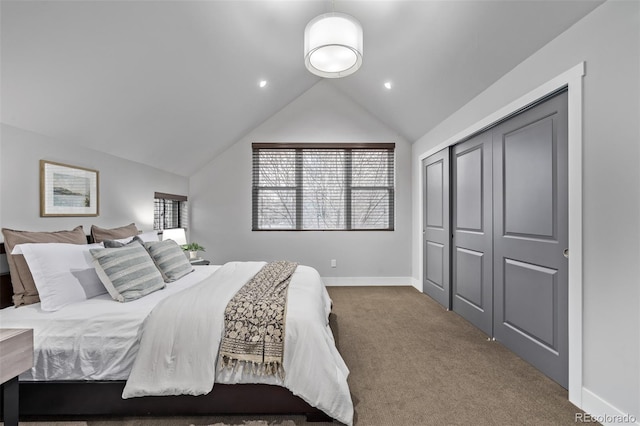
[0,242,333,423]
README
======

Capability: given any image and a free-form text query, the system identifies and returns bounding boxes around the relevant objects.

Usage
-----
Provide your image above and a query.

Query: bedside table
[0,329,34,426]
[190,258,210,266]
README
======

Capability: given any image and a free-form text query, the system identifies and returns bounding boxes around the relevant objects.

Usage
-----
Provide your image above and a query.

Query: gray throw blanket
[218,260,298,378]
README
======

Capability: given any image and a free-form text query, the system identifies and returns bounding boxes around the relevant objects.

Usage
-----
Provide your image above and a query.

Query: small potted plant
[181,242,206,260]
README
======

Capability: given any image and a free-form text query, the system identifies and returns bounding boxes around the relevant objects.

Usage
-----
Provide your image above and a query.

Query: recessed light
[384,81,392,90]
[259,80,268,88]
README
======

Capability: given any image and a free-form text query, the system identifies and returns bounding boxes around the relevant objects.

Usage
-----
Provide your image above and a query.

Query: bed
[0,238,353,425]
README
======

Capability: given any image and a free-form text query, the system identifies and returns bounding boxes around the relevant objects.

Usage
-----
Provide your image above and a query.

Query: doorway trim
[417,62,584,407]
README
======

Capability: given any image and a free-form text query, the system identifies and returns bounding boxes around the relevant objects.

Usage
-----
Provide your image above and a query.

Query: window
[153,192,188,230]
[252,143,395,231]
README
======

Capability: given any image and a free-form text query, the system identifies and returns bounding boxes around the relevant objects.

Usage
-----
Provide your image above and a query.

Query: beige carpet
[328,286,585,425]
[9,286,586,426]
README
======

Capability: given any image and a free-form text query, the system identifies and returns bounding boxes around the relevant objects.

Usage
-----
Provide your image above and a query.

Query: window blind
[153,192,188,230]
[252,143,395,231]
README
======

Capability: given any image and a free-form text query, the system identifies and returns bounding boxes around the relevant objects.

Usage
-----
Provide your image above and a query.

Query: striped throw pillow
[144,240,194,282]
[90,241,165,302]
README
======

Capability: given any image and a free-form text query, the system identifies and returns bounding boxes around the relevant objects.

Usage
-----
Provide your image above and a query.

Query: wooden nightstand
[0,329,34,426]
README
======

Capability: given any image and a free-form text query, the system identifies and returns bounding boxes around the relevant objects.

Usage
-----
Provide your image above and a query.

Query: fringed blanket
[218,260,298,378]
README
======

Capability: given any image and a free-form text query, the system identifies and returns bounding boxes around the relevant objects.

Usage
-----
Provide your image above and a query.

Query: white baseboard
[411,277,421,292]
[580,388,639,425]
[322,276,413,286]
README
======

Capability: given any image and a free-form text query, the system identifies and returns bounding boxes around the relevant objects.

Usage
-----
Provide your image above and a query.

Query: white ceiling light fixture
[304,12,363,78]
[384,81,392,90]
[259,80,267,88]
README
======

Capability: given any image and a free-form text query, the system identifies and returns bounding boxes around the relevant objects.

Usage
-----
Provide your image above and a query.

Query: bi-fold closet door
[422,91,568,388]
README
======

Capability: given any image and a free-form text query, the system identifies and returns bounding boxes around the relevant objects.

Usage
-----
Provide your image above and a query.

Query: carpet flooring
[6,286,585,426]
[326,286,583,425]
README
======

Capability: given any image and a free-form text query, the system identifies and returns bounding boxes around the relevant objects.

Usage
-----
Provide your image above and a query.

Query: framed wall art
[40,160,99,217]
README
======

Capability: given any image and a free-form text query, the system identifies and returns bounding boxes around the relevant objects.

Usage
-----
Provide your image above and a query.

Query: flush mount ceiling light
[304,12,363,78]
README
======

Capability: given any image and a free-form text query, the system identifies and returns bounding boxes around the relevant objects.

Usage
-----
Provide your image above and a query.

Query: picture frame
[40,160,99,217]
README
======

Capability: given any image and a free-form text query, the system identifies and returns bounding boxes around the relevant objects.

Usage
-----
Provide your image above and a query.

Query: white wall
[0,123,189,239]
[190,81,412,281]
[412,0,639,420]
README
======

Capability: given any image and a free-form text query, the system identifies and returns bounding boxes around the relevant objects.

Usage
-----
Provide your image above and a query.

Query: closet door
[492,91,568,388]
[422,149,450,308]
[451,133,493,335]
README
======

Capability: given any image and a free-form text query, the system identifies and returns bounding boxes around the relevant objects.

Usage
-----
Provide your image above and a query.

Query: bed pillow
[104,231,159,248]
[134,231,160,243]
[143,240,193,282]
[103,239,128,248]
[90,223,139,243]
[102,234,140,248]
[1,226,87,307]
[90,241,165,302]
[16,243,106,312]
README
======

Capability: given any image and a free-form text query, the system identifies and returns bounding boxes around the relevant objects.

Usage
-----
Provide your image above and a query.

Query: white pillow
[16,242,106,311]
[136,231,160,242]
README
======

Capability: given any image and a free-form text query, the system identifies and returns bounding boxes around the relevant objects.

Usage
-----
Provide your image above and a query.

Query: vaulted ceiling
[1,0,603,176]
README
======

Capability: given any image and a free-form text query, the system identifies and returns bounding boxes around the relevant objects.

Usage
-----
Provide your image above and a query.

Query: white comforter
[123,261,353,425]
[0,262,353,425]
[0,267,220,381]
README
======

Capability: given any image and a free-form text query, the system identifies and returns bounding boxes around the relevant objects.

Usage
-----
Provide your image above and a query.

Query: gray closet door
[452,133,493,335]
[423,149,450,308]
[492,91,568,388]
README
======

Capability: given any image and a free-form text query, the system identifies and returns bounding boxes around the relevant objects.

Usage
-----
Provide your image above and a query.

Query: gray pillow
[90,241,165,302]
[103,239,127,248]
[143,240,194,282]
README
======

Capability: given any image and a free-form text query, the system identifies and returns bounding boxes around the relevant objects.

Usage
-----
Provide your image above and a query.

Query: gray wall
[190,81,412,279]
[0,123,188,240]
[412,0,639,418]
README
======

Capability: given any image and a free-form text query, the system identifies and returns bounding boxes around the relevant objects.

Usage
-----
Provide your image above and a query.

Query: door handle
[563,248,569,259]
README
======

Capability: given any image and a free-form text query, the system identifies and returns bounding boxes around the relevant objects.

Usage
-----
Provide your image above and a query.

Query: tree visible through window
[252,143,395,230]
